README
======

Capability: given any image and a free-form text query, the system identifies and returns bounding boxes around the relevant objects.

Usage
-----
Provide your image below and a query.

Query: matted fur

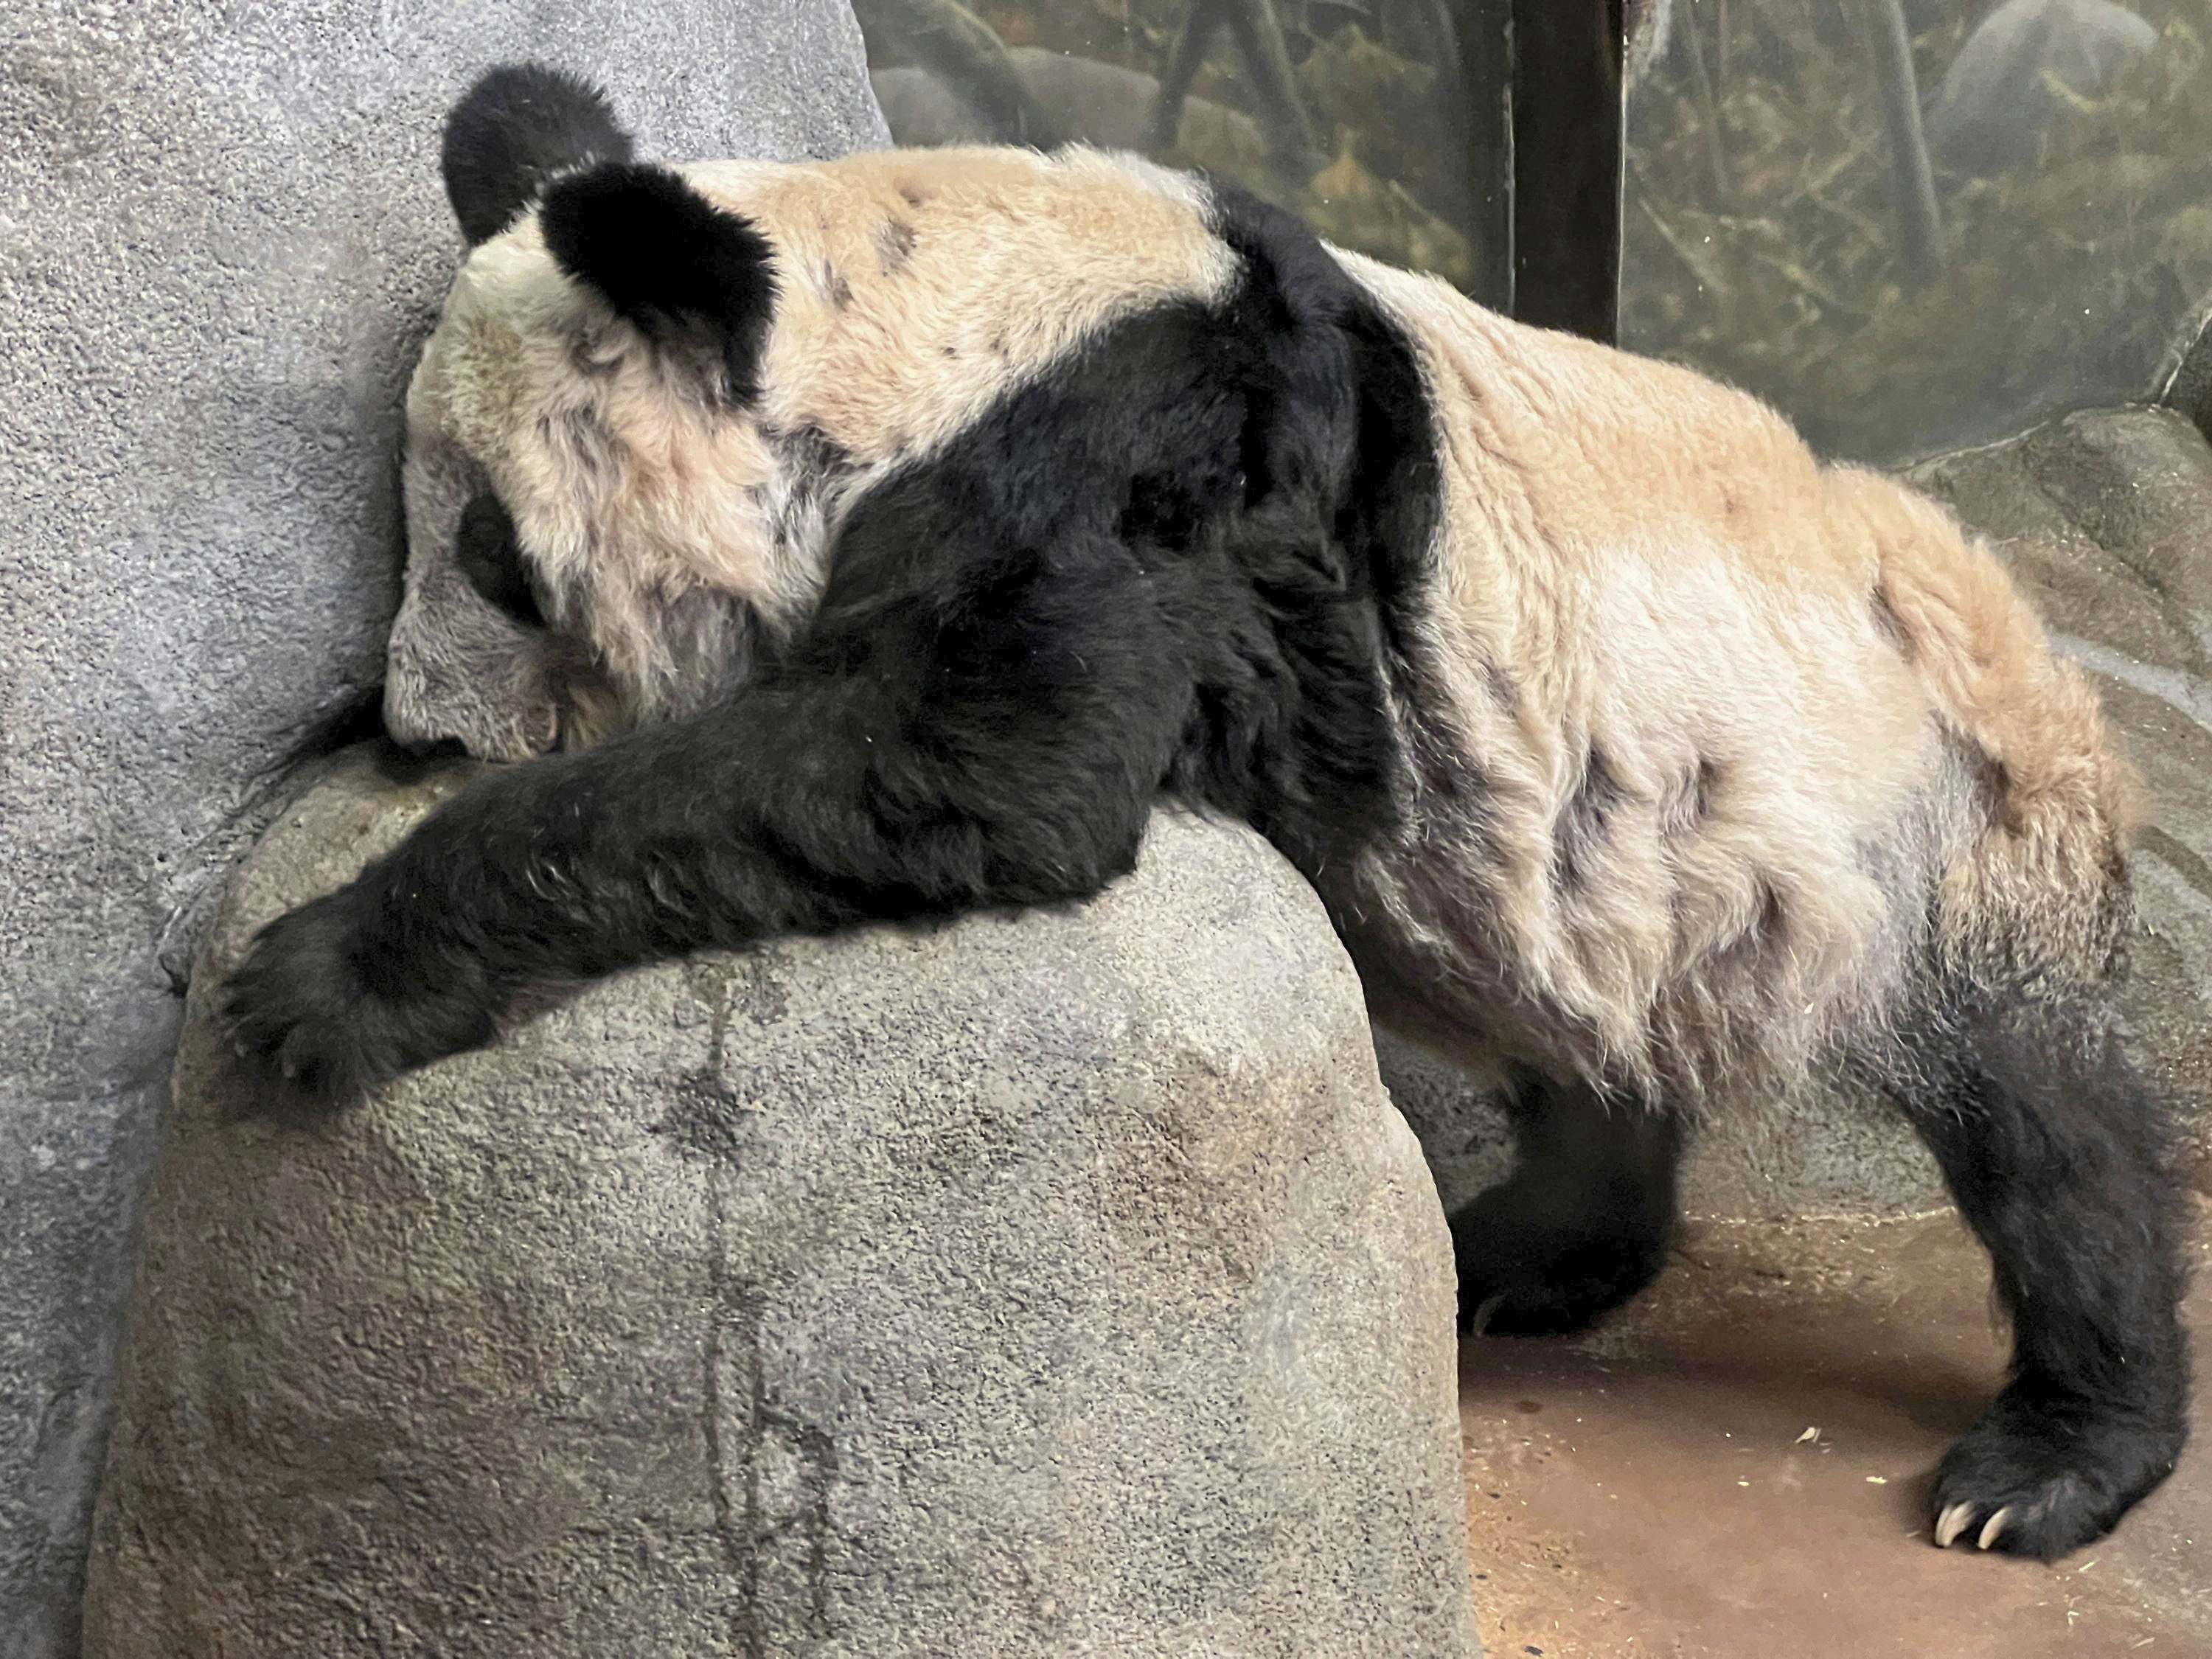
[394,146,2137,1103]
[1331,254,2137,1102]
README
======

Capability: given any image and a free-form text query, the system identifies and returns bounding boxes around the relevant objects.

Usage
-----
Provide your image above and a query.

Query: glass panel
[852,0,1515,310]
[1623,0,2212,465]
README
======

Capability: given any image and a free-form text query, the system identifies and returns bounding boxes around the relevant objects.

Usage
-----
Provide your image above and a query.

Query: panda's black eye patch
[453,490,546,629]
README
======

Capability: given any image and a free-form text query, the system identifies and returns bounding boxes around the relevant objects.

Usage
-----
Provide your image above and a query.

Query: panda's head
[386,66,785,762]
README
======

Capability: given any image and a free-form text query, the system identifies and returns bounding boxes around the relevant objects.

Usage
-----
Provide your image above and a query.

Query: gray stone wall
[0,12,885,1655]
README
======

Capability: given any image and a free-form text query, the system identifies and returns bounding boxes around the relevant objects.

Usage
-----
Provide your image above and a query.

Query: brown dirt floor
[1458,1203,2212,1658]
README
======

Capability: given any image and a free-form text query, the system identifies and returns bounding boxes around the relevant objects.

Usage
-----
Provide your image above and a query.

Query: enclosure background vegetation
[1627,0,2212,462]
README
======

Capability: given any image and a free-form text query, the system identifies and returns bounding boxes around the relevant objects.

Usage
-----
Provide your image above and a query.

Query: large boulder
[0,10,885,1653]
[81,749,1478,1659]
[1924,0,2158,181]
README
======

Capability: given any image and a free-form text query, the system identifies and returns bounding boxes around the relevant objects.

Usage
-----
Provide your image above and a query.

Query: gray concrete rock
[81,750,1478,1659]
[1393,405,2212,1218]
[2155,289,2212,442]
[0,13,885,1655]
[1925,0,2157,181]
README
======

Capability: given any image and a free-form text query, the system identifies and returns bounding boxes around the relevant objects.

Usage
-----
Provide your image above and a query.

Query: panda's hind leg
[1886,974,2189,1558]
[1451,1067,1685,1338]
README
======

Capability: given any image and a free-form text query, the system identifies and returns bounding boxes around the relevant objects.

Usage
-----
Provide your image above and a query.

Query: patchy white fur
[389,147,2136,1113]
[1334,251,2131,1102]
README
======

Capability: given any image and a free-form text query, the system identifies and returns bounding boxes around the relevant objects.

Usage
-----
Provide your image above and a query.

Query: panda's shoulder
[712,147,1251,467]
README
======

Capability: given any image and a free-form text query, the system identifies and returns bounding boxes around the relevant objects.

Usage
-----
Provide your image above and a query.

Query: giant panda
[226,65,2189,1562]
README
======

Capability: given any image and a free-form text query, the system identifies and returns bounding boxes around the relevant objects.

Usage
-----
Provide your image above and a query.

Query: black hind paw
[1451,1194,1671,1338]
[1930,1396,2186,1559]
[222,886,495,1119]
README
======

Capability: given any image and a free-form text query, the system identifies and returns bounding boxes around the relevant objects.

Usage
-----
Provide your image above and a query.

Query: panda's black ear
[442,64,636,246]
[540,162,779,404]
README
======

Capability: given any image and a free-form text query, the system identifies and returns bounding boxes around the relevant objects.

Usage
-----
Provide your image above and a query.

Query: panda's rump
[1340,259,2126,1095]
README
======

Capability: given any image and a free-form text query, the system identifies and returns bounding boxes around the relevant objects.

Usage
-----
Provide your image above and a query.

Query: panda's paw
[220,886,494,1121]
[1930,1394,2186,1559]
[1450,1193,1670,1338]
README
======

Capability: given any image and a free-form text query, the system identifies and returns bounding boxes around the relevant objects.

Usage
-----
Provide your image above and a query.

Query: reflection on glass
[852,0,1513,307]
[1624,0,2212,465]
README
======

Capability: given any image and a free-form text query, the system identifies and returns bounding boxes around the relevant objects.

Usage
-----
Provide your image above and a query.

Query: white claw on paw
[1469,1294,1506,1337]
[1935,1501,1976,1548]
[1977,1506,2014,1551]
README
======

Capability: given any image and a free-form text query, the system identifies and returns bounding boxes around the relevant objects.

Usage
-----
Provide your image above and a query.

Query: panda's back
[679,147,1242,476]
[1327,250,2133,1093]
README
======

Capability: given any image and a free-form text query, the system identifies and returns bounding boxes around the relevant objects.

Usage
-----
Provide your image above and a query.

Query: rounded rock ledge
[82,745,1478,1659]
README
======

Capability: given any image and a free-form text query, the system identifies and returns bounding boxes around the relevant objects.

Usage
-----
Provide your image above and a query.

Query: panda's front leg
[223,558,1189,1119]
[1450,1068,1685,1336]
[221,732,650,1113]
[223,871,508,1112]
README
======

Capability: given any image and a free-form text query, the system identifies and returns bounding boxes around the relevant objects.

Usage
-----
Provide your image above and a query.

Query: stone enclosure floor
[1456,1202,2212,1658]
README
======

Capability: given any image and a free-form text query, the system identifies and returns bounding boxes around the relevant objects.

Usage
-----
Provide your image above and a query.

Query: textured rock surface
[0,13,884,1655]
[1924,0,2157,181]
[82,750,1477,1659]
[1391,403,2212,1217]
